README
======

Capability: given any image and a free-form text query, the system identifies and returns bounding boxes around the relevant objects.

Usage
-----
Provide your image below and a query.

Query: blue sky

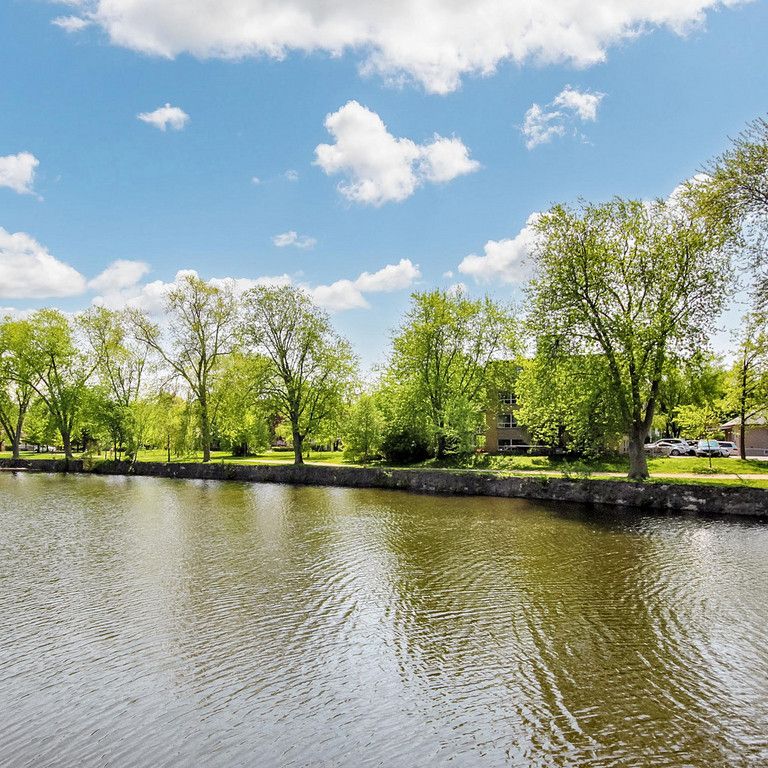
[1,0,767,367]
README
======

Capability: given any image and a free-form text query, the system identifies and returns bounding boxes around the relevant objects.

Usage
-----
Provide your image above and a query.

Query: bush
[380,426,431,464]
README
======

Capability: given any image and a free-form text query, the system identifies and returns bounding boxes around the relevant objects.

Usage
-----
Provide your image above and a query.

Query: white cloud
[0,152,39,195]
[0,227,87,298]
[272,231,316,249]
[458,214,541,285]
[521,86,605,149]
[88,259,150,292]
[92,259,419,314]
[251,176,261,185]
[314,101,478,205]
[73,0,741,94]
[552,85,604,121]
[137,103,189,131]
[310,258,420,311]
[284,169,299,182]
[52,16,91,32]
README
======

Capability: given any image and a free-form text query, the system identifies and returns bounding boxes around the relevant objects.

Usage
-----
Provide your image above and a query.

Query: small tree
[343,394,385,464]
[723,312,768,459]
[676,403,723,469]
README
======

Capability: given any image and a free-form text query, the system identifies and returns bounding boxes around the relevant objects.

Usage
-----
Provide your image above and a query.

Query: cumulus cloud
[52,16,92,32]
[314,101,478,205]
[67,0,741,94]
[0,227,87,298]
[0,152,39,195]
[88,259,151,292]
[521,86,605,149]
[272,231,316,249]
[90,260,417,314]
[458,214,541,285]
[137,103,190,131]
[310,258,420,311]
[284,169,299,182]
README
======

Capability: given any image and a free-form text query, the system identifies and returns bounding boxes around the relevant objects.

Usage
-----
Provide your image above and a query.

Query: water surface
[0,473,766,767]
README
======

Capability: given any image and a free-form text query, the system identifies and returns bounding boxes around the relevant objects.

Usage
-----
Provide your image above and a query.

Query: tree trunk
[61,430,74,460]
[739,407,747,461]
[627,423,649,480]
[12,412,24,459]
[436,430,447,460]
[200,400,211,462]
[166,433,171,463]
[292,425,304,465]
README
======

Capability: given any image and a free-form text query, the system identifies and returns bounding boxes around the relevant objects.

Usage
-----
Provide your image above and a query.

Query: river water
[0,473,766,767]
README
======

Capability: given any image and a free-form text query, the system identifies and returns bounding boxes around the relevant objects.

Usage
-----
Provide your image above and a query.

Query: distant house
[721,413,768,456]
[484,388,530,453]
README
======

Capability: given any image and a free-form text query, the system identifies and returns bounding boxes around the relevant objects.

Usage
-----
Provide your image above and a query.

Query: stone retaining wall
[1,458,766,518]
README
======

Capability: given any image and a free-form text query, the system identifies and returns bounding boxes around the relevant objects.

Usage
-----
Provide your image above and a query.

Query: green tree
[9,309,98,459]
[697,116,768,300]
[241,285,357,465]
[528,196,734,479]
[0,318,39,458]
[131,274,238,462]
[343,393,385,463]
[210,353,272,456]
[516,347,624,457]
[386,289,517,459]
[723,312,768,459]
[81,306,149,460]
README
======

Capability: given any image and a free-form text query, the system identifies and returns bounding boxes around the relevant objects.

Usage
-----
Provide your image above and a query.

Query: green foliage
[241,285,357,464]
[528,194,734,478]
[343,394,385,463]
[516,348,624,457]
[385,288,518,458]
[380,425,431,465]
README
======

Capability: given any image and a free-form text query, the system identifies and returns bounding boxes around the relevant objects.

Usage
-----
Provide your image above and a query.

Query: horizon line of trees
[1,115,766,479]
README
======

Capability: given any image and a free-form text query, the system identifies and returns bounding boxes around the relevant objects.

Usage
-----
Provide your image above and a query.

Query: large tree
[386,289,517,459]
[131,273,238,462]
[81,307,149,460]
[9,309,98,459]
[528,196,733,479]
[240,285,356,465]
[0,318,39,458]
[698,116,768,301]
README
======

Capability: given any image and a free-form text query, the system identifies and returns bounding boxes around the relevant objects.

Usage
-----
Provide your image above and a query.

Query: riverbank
[1,458,766,518]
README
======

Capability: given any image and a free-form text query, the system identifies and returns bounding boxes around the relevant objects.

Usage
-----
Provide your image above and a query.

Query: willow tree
[528,196,733,480]
[131,273,237,462]
[240,285,356,465]
[387,289,517,459]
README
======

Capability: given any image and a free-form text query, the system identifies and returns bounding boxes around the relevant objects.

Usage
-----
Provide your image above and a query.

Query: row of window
[498,391,517,405]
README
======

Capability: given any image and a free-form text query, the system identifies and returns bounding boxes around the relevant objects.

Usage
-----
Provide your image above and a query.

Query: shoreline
[1,458,767,518]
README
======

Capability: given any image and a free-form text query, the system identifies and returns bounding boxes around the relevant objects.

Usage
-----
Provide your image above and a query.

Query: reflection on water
[0,473,766,767]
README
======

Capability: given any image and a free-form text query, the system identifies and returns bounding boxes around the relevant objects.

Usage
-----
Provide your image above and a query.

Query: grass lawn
[3,448,768,488]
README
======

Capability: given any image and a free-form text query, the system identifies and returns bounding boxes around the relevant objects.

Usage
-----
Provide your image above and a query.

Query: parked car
[644,438,695,456]
[696,439,730,458]
[717,441,738,456]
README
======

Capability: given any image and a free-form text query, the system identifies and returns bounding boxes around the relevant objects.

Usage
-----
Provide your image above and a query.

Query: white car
[644,438,694,456]
[717,441,738,456]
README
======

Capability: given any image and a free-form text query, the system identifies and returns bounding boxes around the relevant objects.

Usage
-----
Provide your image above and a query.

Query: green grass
[3,448,768,489]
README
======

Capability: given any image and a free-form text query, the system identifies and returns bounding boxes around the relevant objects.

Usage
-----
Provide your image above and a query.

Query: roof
[721,412,768,429]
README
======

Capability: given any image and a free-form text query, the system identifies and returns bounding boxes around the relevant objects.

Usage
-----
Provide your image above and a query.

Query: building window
[498,439,511,450]
[497,413,517,429]
[499,391,517,406]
